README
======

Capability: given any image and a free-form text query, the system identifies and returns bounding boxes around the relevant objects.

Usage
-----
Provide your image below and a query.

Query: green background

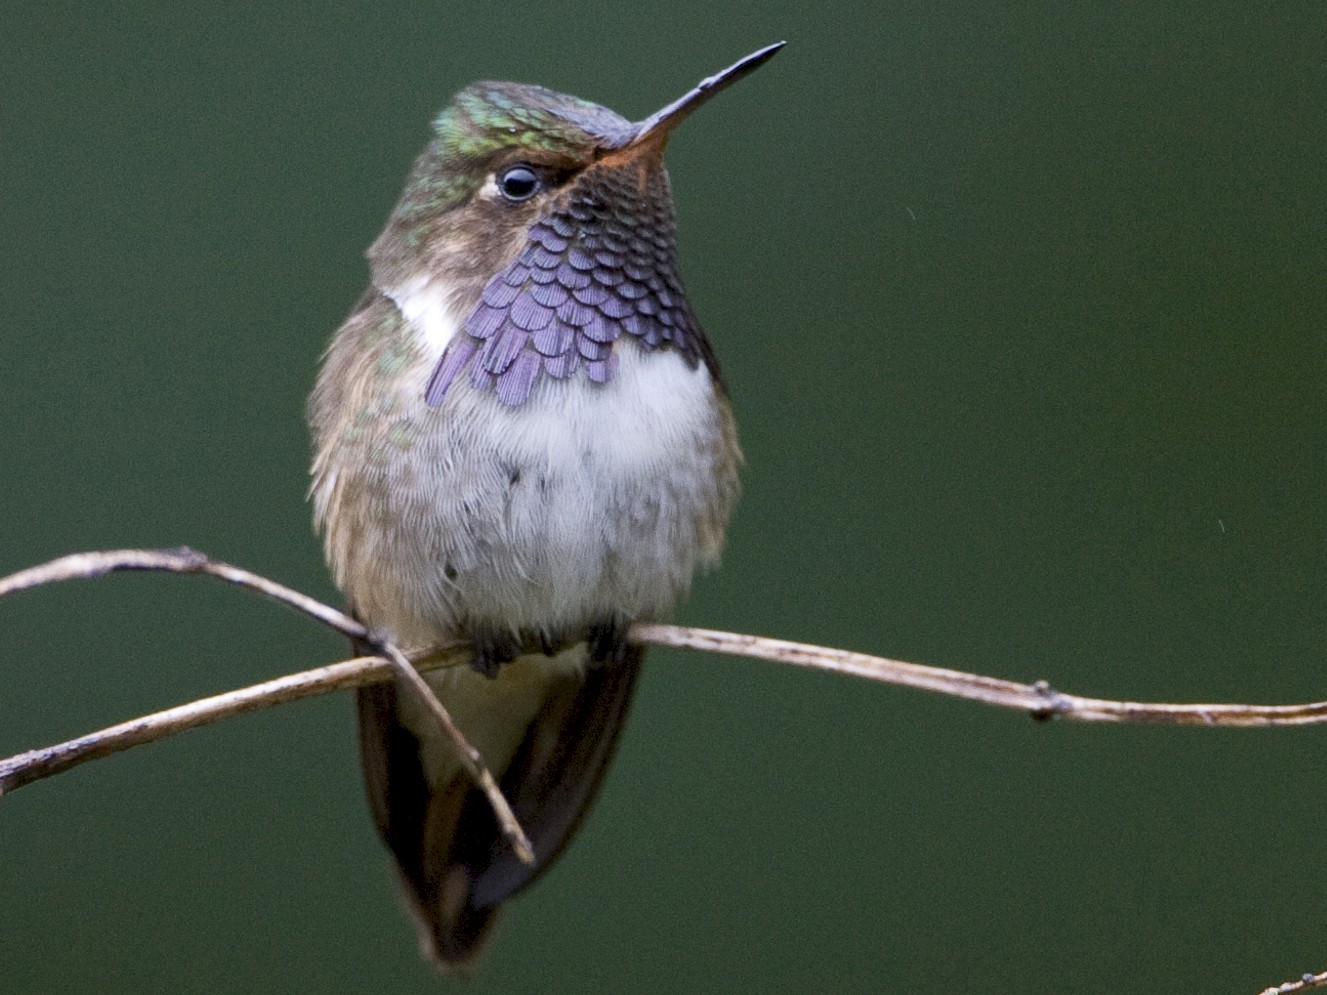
[2,3,1324,992]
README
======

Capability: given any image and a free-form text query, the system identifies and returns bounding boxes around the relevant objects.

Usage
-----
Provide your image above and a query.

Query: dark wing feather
[355,680,428,883]
[466,644,643,908]
[355,647,644,971]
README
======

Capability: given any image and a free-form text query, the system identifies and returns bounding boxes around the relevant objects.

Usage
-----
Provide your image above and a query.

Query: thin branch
[3,548,1320,994]
[7,561,1327,803]
[1260,970,1327,995]
[0,655,399,794]
[8,549,1327,843]
[631,625,1327,727]
[0,547,368,639]
[0,548,532,865]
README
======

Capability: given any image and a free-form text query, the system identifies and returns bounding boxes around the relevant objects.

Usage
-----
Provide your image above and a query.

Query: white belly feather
[311,282,737,777]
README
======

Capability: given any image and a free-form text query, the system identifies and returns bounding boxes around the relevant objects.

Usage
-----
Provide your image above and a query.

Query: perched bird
[308,43,782,970]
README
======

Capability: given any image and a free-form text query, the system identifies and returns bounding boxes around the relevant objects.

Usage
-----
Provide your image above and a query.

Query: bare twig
[631,625,1327,727]
[7,550,1327,804]
[0,548,533,865]
[0,655,400,793]
[1260,970,1327,994]
[371,641,537,863]
[10,613,1327,802]
[0,546,367,638]
[3,548,1320,993]
[8,546,1327,866]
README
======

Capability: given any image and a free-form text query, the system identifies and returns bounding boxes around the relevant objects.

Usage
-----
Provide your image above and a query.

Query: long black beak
[620,41,786,152]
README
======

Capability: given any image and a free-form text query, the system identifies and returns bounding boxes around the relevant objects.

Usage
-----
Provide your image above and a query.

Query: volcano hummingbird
[308,42,783,970]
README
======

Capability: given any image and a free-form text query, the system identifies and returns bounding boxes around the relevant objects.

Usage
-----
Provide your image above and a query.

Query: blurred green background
[2,2,1324,992]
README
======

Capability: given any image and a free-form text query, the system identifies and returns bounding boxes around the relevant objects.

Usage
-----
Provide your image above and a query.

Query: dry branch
[0,548,532,864]
[7,546,1327,803]
[1260,970,1327,995]
[2,547,1323,995]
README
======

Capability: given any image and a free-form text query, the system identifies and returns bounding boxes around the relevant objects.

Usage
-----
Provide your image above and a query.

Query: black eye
[497,164,540,202]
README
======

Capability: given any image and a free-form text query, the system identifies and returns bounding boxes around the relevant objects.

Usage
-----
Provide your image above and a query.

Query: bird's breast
[311,290,739,655]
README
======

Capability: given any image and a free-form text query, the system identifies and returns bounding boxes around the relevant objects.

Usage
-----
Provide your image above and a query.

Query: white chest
[320,280,739,650]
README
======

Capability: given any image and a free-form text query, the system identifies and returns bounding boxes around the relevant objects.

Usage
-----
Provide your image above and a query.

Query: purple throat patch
[424,167,710,408]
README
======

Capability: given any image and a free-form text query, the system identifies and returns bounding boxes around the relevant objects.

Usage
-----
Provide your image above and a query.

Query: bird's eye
[497,165,541,202]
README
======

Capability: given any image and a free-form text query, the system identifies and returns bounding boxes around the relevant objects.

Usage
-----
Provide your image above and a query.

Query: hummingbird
[308,42,783,970]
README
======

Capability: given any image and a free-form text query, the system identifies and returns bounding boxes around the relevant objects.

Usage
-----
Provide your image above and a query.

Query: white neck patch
[385,277,460,358]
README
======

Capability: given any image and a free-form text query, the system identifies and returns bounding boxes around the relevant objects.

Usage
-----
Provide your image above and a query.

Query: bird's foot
[588,618,631,668]
[537,628,559,657]
[470,632,519,679]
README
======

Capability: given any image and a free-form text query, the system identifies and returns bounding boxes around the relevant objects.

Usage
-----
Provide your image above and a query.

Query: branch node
[1028,679,1069,722]
[162,545,207,567]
